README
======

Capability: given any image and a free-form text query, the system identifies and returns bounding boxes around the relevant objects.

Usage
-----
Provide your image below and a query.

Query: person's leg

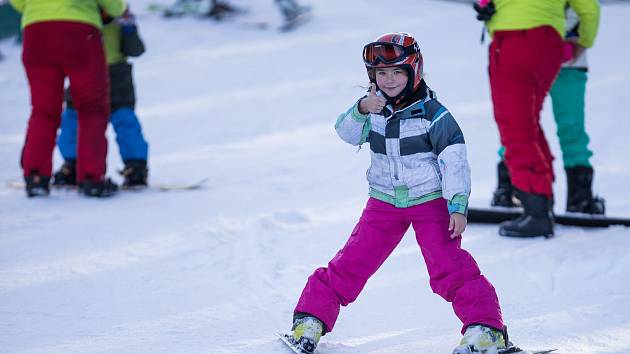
[57,107,79,161]
[112,107,149,186]
[20,25,65,179]
[62,23,110,183]
[490,27,562,198]
[409,199,503,333]
[294,198,410,333]
[490,27,562,237]
[549,68,592,168]
[111,107,148,162]
[490,33,556,198]
[549,68,603,213]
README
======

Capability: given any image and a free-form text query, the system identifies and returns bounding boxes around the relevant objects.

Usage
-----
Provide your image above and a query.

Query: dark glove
[473,1,495,22]
[100,7,115,24]
[116,7,137,34]
[118,6,145,57]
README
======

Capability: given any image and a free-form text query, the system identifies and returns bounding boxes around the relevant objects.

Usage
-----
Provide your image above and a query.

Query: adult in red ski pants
[21,21,110,182]
[489,26,563,199]
[489,26,563,237]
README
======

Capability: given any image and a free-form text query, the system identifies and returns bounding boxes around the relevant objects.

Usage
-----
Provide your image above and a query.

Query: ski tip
[154,177,209,191]
[277,332,306,354]
[500,347,558,354]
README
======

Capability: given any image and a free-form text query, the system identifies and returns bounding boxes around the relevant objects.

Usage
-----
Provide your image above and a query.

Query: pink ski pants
[294,198,503,334]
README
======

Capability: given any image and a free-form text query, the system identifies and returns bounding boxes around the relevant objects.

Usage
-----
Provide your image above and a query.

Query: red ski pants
[21,21,110,182]
[489,26,563,198]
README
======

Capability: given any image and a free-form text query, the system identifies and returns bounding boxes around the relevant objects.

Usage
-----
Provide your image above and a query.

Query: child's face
[375,67,408,98]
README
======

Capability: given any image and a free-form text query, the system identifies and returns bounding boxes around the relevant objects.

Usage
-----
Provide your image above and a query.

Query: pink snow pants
[294,198,503,334]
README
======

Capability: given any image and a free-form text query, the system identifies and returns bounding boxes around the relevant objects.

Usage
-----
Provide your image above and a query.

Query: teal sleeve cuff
[351,101,369,123]
[447,193,469,216]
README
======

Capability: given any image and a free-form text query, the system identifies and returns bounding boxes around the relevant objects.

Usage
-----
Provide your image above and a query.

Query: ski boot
[290,315,324,354]
[207,1,242,20]
[453,324,507,354]
[52,159,77,187]
[499,189,554,238]
[491,161,520,208]
[565,166,605,215]
[24,171,50,198]
[78,177,119,198]
[276,0,311,23]
[120,160,148,189]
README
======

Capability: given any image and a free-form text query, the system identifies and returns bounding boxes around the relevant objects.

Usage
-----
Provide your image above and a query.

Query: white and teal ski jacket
[335,83,470,215]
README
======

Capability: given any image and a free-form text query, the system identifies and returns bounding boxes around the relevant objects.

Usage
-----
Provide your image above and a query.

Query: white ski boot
[453,325,507,354]
[291,316,323,354]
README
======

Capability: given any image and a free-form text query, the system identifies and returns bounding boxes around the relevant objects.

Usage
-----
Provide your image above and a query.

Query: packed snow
[1,0,629,353]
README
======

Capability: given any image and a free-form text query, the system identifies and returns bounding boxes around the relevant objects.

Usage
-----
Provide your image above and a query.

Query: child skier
[52,7,149,188]
[287,33,506,354]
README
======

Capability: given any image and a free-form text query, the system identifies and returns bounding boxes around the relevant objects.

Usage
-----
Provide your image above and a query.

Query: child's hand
[358,83,387,114]
[448,213,467,239]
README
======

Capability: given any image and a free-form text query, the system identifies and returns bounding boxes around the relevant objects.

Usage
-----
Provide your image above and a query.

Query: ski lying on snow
[152,177,209,191]
[277,333,309,354]
[5,178,209,192]
[467,207,630,227]
[499,346,557,354]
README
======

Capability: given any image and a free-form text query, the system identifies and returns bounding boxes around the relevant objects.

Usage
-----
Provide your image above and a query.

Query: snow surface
[1,0,629,353]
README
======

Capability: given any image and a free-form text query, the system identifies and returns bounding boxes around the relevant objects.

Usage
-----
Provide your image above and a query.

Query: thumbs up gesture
[358,83,387,115]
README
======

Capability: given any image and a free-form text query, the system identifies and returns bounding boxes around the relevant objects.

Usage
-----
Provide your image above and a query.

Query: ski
[5,178,209,192]
[152,177,209,191]
[277,333,309,354]
[468,207,630,228]
[499,346,557,354]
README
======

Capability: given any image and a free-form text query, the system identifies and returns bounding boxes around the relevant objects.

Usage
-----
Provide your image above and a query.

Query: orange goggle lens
[363,43,411,65]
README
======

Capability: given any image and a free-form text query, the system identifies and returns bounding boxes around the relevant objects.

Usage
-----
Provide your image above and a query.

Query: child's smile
[375,67,408,98]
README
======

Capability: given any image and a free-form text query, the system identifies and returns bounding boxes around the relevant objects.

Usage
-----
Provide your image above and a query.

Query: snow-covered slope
[1,1,629,353]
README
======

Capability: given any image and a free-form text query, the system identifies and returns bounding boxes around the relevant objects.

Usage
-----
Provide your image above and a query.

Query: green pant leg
[549,68,592,168]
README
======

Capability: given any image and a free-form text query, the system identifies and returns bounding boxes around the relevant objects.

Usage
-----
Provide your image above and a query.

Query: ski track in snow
[1,0,630,353]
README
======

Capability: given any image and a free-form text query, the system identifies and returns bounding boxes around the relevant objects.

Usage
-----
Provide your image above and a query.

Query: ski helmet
[362,32,423,104]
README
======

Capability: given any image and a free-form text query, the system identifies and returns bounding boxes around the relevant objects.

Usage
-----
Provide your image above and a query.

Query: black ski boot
[491,161,520,208]
[120,160,148,188]
[207,1,241,20]
[499,189,554,238]
[565,166,605,215]
[52,159,77,187]
[78,177,119,198]
[24,171,50,198]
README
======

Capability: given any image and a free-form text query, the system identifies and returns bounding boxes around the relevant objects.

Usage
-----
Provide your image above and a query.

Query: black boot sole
[499,228,554,238]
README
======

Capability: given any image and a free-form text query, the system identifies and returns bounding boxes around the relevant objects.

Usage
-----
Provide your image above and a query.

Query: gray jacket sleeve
[334,101,371,146]
[427,101,471,214]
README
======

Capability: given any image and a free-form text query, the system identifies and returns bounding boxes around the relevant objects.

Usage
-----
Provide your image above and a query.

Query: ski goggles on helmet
[362,42,419,66]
